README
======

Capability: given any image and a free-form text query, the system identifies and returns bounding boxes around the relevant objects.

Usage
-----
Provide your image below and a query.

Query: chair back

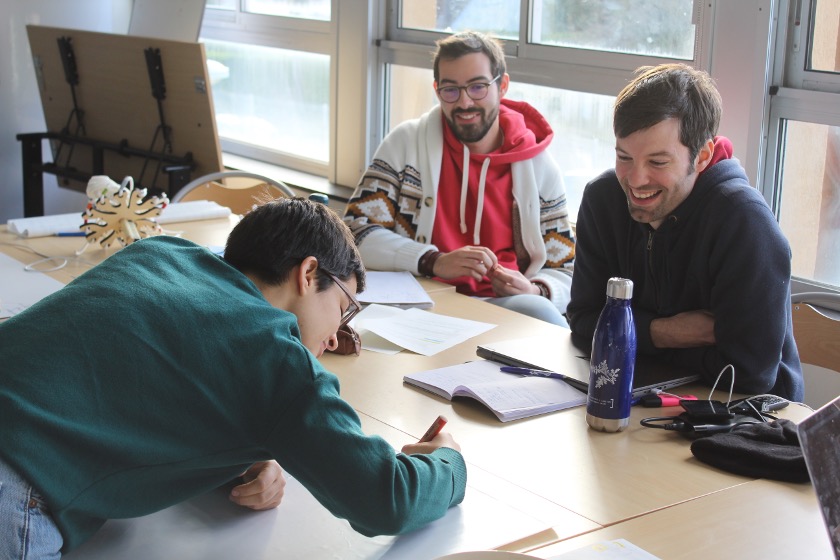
[791,293,840,407]
[792,303,840,372]
[172,171,295,215]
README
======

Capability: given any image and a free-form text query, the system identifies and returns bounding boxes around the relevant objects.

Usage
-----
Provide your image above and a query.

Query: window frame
[780,0,840,93]
[760,0,840,294]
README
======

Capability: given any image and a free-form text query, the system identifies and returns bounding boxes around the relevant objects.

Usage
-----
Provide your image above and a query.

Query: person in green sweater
[0,197,466,558]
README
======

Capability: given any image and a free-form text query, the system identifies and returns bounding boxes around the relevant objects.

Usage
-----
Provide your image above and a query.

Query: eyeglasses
[436,75,502,103]
[324,270,362,327]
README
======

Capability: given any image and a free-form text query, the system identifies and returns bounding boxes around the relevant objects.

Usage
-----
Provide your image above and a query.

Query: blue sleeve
[670,195,800,398]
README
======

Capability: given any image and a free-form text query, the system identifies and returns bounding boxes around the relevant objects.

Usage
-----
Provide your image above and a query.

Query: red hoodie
[433,98,554,296]
[702,136,734,172]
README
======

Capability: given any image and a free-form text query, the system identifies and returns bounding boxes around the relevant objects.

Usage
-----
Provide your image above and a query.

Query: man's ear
[296,256,320,296]
[499,73,510,98]
[694,138,715,173]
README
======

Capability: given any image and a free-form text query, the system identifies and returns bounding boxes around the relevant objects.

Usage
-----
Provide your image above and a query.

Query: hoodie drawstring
[474,158,490,244]
[459,144,492,245]
[459,145,469,235]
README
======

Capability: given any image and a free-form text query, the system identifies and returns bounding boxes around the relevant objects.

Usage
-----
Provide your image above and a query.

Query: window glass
[532,0,696,59]
[778,120,840,287]
[400,0,519,39]
[387,64,616,221]
[807,0,840,74]
[509,83,615,221]
[204,39,330,163]
[206,0,236,9]
[243,0,331,20]
[388,65,437,132]
[399,0,696,58]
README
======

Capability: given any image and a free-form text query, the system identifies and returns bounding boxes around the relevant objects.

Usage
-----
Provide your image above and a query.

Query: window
[777,121,840,287]
[205,40,330,165]
[530,0,696,60]
[383,0,710,223]
[399,0,521,38]
[200,3,333,177]
[200,0,373,188]
[244,0,330,20]
[763,0,840,291]
[206,0,237,9]
[802,0,840,75]
[397,0,698,59]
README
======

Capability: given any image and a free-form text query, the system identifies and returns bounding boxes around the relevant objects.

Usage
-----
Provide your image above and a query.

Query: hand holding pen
[418,414,448,443]
[401,414,461,454]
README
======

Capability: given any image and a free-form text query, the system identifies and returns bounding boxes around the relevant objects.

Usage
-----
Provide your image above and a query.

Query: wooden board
[26,25,222,195]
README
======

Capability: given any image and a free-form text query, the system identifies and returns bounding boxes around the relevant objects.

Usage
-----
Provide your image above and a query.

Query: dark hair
[614,63,722,161]
[433,30,506,84]
[224,197,365,293]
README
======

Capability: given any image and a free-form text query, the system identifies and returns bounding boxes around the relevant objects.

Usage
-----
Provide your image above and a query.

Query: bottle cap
[308,193,329,206]
[606,277,634,299]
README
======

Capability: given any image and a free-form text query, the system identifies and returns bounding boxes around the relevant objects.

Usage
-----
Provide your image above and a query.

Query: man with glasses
[344,30,575,325]
[0,198,466,556]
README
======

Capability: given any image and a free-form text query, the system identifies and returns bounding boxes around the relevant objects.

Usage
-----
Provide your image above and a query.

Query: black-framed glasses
[436,75,502,103]
[324,270,362,327]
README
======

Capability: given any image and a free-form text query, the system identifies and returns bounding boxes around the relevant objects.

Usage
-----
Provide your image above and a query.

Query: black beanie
[690,419,810,482]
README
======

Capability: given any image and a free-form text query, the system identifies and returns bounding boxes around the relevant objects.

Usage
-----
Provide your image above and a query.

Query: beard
[621,165,697,227]
[445,105,499,144]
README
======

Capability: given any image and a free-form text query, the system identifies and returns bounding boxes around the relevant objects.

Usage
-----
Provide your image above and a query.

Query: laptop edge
[476,334,700,398]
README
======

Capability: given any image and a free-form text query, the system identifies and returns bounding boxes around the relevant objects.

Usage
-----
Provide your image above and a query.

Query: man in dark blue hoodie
[567,63,803,401]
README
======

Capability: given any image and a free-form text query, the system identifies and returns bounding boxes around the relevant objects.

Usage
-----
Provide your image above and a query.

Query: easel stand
[19,25,222,217]
[17,132,193,217]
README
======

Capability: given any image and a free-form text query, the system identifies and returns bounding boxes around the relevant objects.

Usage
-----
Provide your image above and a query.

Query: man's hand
[488,266,541,297]
[434,246,498,280]
[229,460,286,511]
[650,310,715,348]
[401,431,461,455]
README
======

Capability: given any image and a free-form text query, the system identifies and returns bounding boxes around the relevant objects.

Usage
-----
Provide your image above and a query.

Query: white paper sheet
[358,271,434,309]
[351,304,406,354]
[547,539,662,559]
[0,252,65,318]
[362,307,496,356]
[6,201,231,238]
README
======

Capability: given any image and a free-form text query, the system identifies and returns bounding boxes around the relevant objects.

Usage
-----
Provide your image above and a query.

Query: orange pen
[418,415,448,443]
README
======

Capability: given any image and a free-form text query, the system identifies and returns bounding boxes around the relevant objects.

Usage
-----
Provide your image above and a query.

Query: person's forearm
[650,311,715,348]
[357,228,432,272]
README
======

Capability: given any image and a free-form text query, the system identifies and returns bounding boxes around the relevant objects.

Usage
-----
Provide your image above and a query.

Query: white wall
[709,0,774,187]
[0,0,132,222]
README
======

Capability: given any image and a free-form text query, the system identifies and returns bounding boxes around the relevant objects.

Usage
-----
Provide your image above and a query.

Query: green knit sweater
[0,236,466,552]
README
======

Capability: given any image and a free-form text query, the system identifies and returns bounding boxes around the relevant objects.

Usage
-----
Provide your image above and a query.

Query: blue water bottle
[586,277,637,432]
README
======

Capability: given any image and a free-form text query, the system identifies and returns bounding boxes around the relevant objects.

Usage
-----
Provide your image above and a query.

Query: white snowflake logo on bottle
[593,359,620,388]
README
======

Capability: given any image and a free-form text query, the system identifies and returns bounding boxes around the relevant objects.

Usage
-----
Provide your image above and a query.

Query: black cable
[640,416,686,431]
